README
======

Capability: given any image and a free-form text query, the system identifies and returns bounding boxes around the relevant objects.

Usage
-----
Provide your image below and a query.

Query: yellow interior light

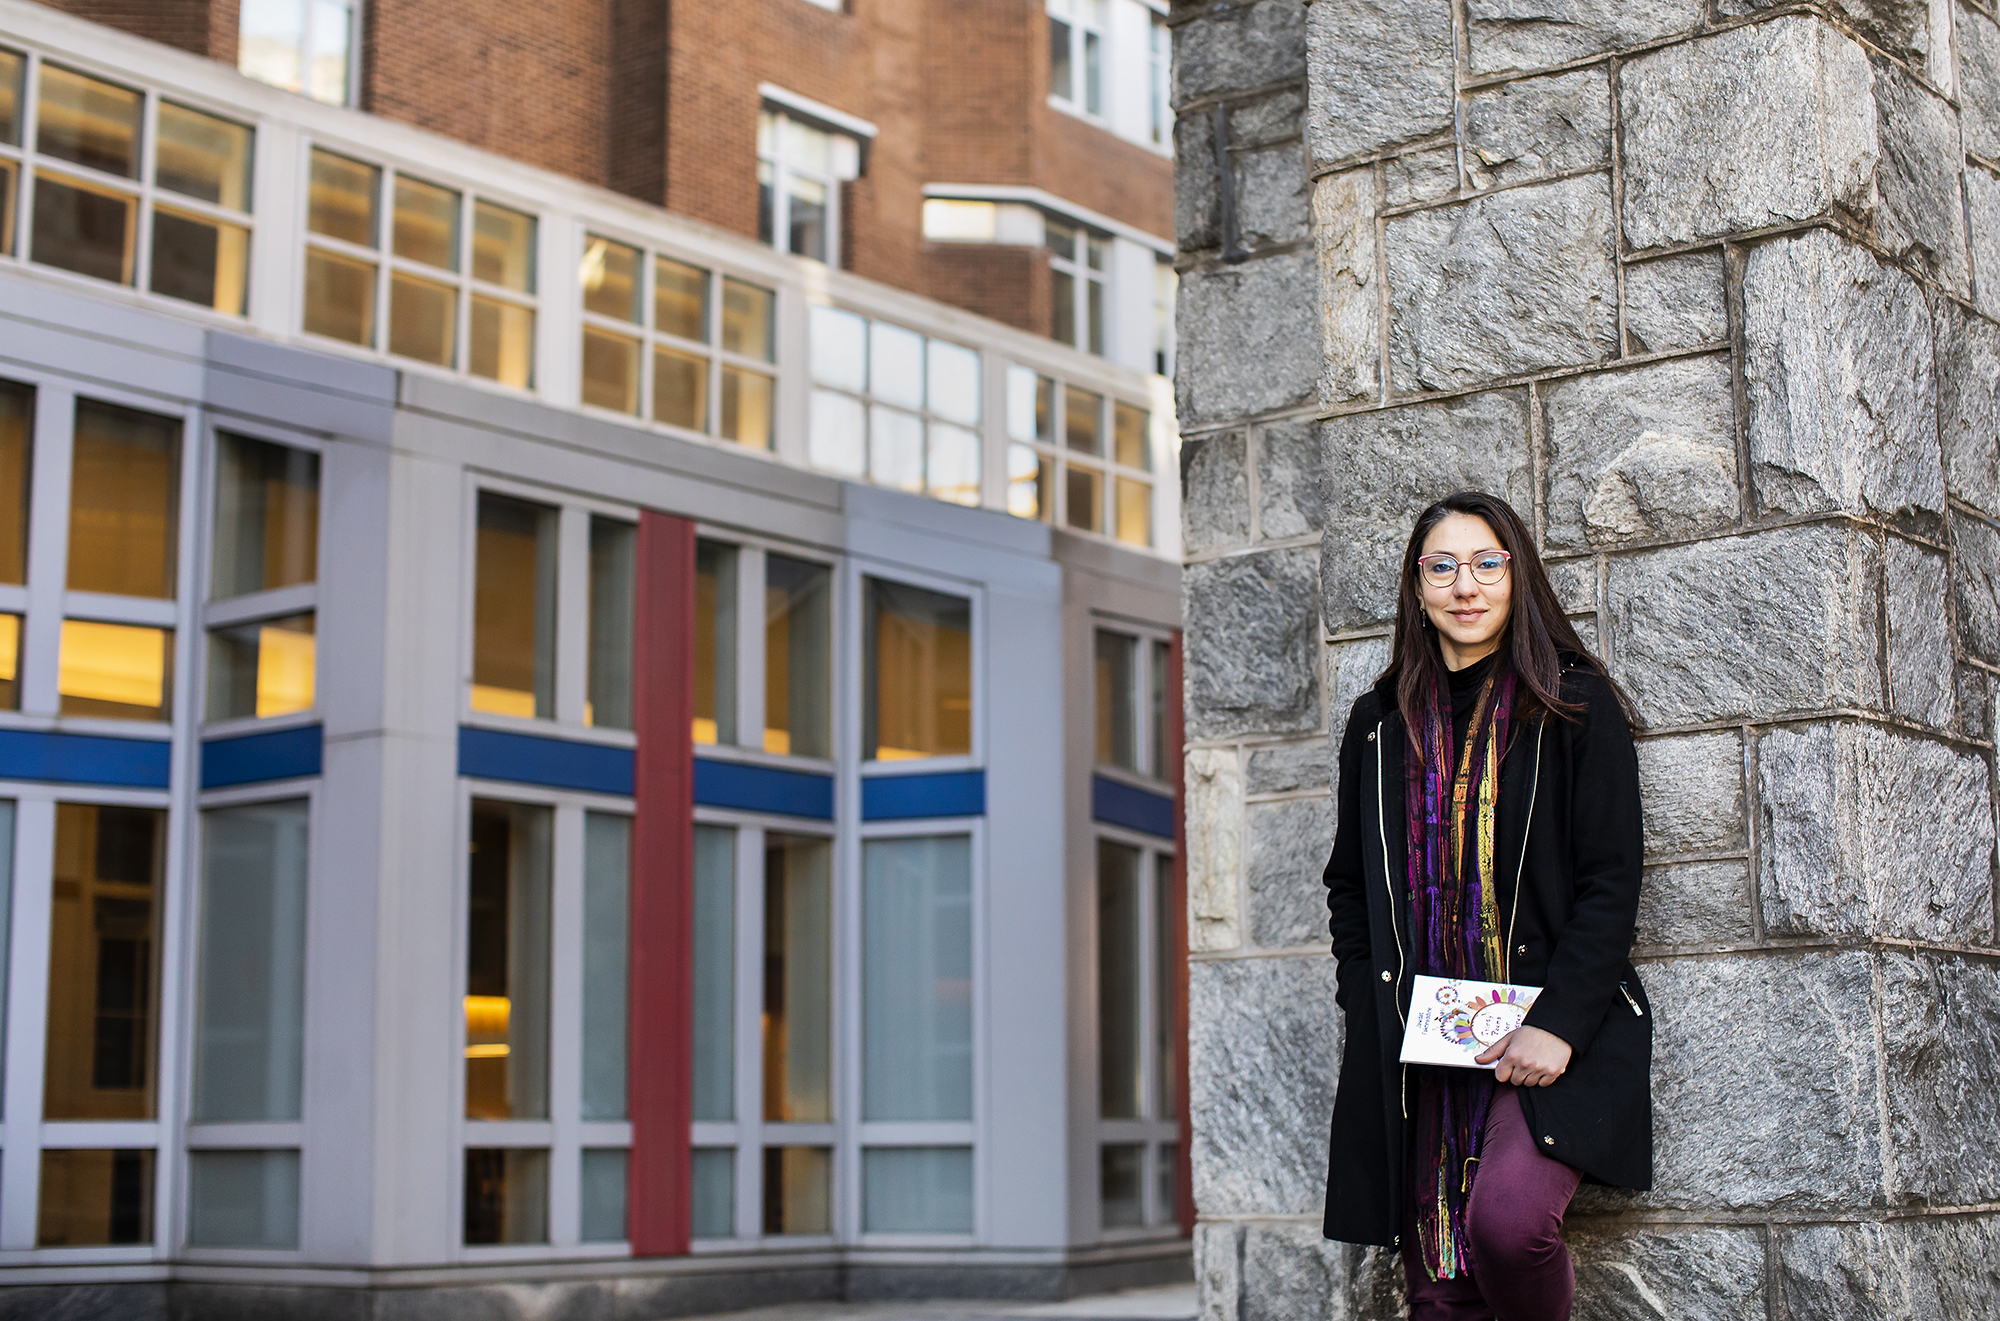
[59,620,165,709]
[470,684,536,718]
[0,613,19,682]
[256,622,316,716]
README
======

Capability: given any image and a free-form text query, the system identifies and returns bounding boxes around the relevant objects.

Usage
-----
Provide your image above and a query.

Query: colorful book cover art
[1398,975,1543,1069]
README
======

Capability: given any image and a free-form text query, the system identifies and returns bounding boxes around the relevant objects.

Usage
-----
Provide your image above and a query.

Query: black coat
[1321,662,1652,1249]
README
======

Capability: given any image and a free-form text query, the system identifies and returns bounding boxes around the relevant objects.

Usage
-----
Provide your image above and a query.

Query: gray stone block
[1185,547,1323,739]
[1245,737,1334,796]
[1462,67,1612,192]
[1635,861,1753,948]
[1177,251,1321,430]
[1962,5,2000,163]
[1880,952,2000,1204]
[1959,510,2000,665]
[1304,0,1455,166]
[1870,58,1970,293]
[1256,417,1323,540]
[1721,0,1953,87]
[1543,356,1740,551]
[1607,525,1883,726]
[1383,146,1459,207]
[1174,0,1307,105]
[1886,537,1954,728]
[1465,0,1701,73]
[1241,1222,1339,1321]
[1622,250,1729,354]
[1313,169,1381,406]
[1245,795,1335,948]
[1968,166,2000,322]
[1935,297,2000,516]
[1320,391,1533,631]
[1187,747,1244,954]
[1569,1225,1767,1321]
[1176,111,1222,252]
[1742,229,1943,524]
[1757,721,1993,943]
[1636,730,1746,858]
[1644,951,1883,1210]
[1386,173,1618,392]
[1189,954,1339,1217]
[1960,664,1993,740]
[1230,87,1307,146]
[1183,432,1251,555]
[1234,143,1311,249]
[1546,557,1597,614]
[1620,18,1877,251]
[1194,1222,1241,1321]
[1779,1215,2000,1320]
[1325,635,1392,805]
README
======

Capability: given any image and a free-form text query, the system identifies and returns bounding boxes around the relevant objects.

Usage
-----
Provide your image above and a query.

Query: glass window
[1156,850,1178,1121]
[38,65,140,178]
[810,306,866,392]
[239,0,356,105]
[657,257,708,342]
[692,825,734,1122]
[463,1148,548,1245]
[582,813,630,1121]
[765,555,832,759]
[1096,631,1137,770]
[654,345,707,431]
[868,405,923,492]
[470,201,536,389]
[151,103,255,314]
[465,800,552,1121]
[764,834,832,1123]
[1100,1143,1143,1228]
[303,151,380,344]
[38,1149,154,1246]
[863,1147,973,1234]
[1066,464,1104,534]
[33,169,136,285]
[809,390,866,479]
[691,1148,734,1239]
[0,48,20,146]
[581,235,641,322]
[0,613,18,711]
[1149,640,1170,780]
[758,109,860,266]
[863,835,972,1121]
[587,517,635,731]
[213,434,319,598]
[1048,223,1109,356]
[811,313,979,500]
[869,323,924,411]
[69,399,180,599]
[1116,477,1151,547]
[393,175,459,271]
[580,1148,628,1243]
[187,1149,300,1248]
[1159,1142,1180,1225]
[192,800,309,1122]
[762,1146,831,1235]
[865,578,971,761]
[927,341,980,426]
[693,540,738,745]
[389,269,455,367]
[1048,9,1073,101]
[1097,839,1141,1120]
[303,248,375,345]
[58,620,172,720]
[46,804,165,1119]
[208,616,316,721]
[150,206,250,314]
[473,200,535,292]
[471,492,557,720]
[0,381,32,584]
[1065,385,1103,454]
[721,365,774,450]
[307,149,377,246]
[582,327,641,415]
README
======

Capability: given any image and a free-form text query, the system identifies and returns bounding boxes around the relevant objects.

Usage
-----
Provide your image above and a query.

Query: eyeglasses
[1416,550,1511,588]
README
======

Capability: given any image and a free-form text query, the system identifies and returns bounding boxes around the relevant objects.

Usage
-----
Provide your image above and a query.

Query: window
[758,109,861,266]
[1153,259,1176,377]
[465,799,552,1123]
[765,555,832,757]
[1048,0,1106,116]
[694,539,834,760]
[920,198,1045,246]
[208,433,320,723]
[1007,367,1153,546]
[1048,221,1107,356]
[187,1150,300,1248]
[1097,628,1174,777]
[578,235,776,449]
[691,825,735,1123]
[694,540,737,745]
[471,492,557,720]
[303,148,538,389]
[9,60,255,314]
[764,833,832,1123]
[1149,13,1172,147]
[864,578,972,762]
[1095,838,1179,1231]
[465,1148,549,1245]
[809,308,982,506]
[588,517,635,730]
[238,0,358,106]
[763,1146,832,1235]
[39,1149,155,1246]
[582,813,630,1121]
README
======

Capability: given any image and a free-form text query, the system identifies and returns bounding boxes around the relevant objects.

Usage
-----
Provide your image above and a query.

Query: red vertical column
[629,510,696,1256]
[1169,631,1194,1236]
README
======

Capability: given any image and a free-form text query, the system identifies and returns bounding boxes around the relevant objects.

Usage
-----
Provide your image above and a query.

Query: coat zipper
[1374,720,1409,1122]
[1618,981,1645,1016]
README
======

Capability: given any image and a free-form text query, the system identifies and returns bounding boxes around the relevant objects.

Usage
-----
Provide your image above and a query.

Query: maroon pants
[1402,1086,1583,1321]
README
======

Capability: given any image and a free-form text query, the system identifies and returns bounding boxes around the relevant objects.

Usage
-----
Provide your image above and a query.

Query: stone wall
[1171,0,2000,1315]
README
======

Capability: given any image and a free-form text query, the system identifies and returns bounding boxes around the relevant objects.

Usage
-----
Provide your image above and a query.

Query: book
[1398,975,1542,1069]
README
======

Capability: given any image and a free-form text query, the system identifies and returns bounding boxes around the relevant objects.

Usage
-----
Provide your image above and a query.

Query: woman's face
[1418,513,1513,671]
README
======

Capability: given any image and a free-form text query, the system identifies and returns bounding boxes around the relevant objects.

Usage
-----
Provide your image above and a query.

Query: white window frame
[806,307,985,507]
[1047,0,1107,119]
[757,110,851,269]
[236,0,363,109]
[1091,824,1179,1239]
[1047,220,1108,358]
[1147,8,1172,149]
[1092,620,1175,786]
[1004,366,1154,547]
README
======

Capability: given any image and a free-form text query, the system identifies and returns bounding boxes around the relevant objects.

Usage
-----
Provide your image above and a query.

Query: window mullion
[546,803,586,1246]
[733,823,764,1238]
[0,798,55,1249]
[553,506,590,726]
[21,385,75,716]
[736,545,766,755]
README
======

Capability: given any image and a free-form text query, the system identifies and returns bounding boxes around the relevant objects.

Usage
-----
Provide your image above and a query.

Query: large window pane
[581,326,640,414]
[156,103,253,211]
[691,1148,734,1239]
[868,406,923,493]
[721,366,774,449]
[809,389,865,479]
[1156,850,1178,1121]
[863,1147,972,1234]
[580,235,641,322]
[302,247,375,344]
[653,346,707,432]
[307,149,377,246]
[471,492,556,719]
[46,804,164,1119]
[1115,477,1152,547]
[655,257,708,342]
[37,66,140,177]
[38,1149,154,1246]
[187,1149,299,1248]
[472,200,535,292]
[0,381,31,584]
[193,800,308,1122]
[926,341,980,426]
[0,48,20,146]
[1097,840,1142,1120]
[764,834,831,1123]
[587,517,635,731]
[693,540,737,745]
[469,296,534,388]
[865,578,972,761]
[868,323,924,411]
[1007,444,1049,522]
[150,208,250,314]
[1049,15,1073,101]
[1065,385,1103,454]
[722,278,776,361]
[58,620,172,720]
[580,1148,628,1242]
[69,399,180,598]
[581,812,629,1121]
[1095,630,1136,770]
[1150,642,1171,780]
[1,159,15,258]
[33,171,135,285]
[389,269,456,366]
[927,424,981,508]
[1100,1143,1143,1228]
[465,800,552,1121]
[863,835,971,1121]
[764,555,831,759]
[0,613,18,710]
[213,433,319,598]
[1066,463,1104,534]
[1114,402,1150,470]
[463,1148,548,1244]
[762,1146,830,1235]
[692,824,734,1122]
[810,306,865,391]
[393,175,460,271]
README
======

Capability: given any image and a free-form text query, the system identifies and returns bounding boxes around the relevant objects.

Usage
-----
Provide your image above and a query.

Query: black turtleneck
[1446,651,1501,753]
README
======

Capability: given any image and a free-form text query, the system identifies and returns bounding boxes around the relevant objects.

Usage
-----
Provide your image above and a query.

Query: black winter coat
[1321,662,1652,1249]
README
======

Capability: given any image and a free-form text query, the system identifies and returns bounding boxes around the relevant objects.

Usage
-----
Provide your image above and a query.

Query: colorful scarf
[1404,663,1516,1280]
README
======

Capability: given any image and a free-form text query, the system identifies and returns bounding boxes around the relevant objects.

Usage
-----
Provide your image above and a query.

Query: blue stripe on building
[202,724,324,789]
[0,728,172,788]
[458,726,635,795]
[1091,774,1174,839]
[861,769,985,821]
[695,757,835,819]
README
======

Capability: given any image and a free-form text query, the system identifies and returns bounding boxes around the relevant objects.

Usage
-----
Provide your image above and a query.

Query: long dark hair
[1384,491,1633,747]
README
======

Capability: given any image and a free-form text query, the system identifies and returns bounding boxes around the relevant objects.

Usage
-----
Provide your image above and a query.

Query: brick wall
[924,243,1053,337]
[35,0,237,63]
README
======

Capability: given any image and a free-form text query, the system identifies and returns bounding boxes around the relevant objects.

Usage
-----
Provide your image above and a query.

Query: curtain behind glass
[863,835,972,1121]
[581,812,629,1121]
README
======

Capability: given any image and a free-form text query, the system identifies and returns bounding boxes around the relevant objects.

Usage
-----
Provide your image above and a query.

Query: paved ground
[699,1283,1198,1321]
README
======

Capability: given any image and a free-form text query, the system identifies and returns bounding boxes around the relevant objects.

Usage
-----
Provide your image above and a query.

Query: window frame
[1090,821,1178,1239]
[1046,0,1107,120]
[1091,619,1175,787]
[756,108,850,268]
[236,0,363,109]
[805,305,985,507]
[851,562,984,774]
[1046,220,1108,357]
[1005,366,1154,549]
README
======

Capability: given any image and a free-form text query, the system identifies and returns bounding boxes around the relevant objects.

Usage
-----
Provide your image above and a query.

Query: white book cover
[1399,975,1542,1069]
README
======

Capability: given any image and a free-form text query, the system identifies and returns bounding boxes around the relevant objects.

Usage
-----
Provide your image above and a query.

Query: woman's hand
[1475,1025,1572,1086]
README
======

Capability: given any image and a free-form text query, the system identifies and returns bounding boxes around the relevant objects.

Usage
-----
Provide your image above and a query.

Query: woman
[1321,491,1651,1320]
